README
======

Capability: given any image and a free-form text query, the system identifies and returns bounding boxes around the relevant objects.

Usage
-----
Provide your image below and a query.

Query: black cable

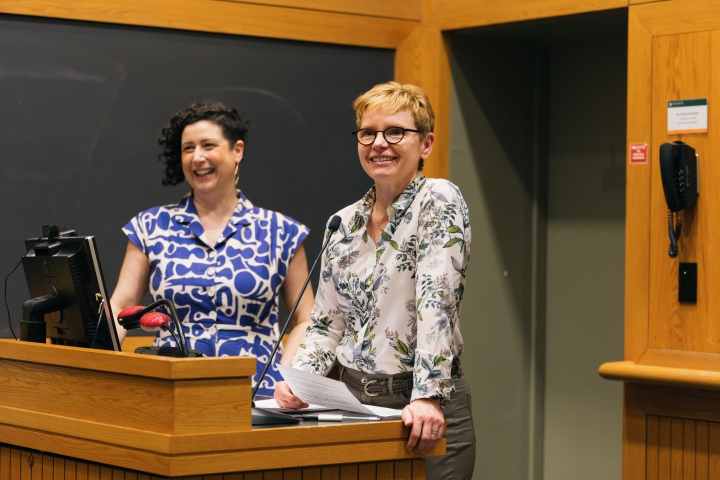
[4,238,43,340]
[138,299,189,357]
[162,323,182,349]
[89,297,105,349]
[251,219,340,400]
[668,210,682,258]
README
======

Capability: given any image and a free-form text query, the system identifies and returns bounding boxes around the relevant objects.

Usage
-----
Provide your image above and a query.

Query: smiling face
[181,120,244,197]
[357,109,433,192]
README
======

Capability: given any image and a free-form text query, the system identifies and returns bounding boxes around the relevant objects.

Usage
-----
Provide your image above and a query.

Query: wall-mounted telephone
[659,141,699,258]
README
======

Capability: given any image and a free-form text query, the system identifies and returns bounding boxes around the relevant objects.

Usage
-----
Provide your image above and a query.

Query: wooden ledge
[599,361,720,391]
[0,338,255,379]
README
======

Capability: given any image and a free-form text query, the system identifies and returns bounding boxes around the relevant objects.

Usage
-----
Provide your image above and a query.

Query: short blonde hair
[353,81,435,135]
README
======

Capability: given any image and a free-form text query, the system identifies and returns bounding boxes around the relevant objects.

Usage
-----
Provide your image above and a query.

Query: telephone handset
[659,141,699,257]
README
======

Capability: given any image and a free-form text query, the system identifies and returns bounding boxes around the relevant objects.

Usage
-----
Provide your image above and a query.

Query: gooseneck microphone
[251,215,342,425]
[117,298,192,357]
[138,311,184,347]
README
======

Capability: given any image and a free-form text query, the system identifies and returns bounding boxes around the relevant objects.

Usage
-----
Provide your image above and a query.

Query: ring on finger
[430,429,439,435]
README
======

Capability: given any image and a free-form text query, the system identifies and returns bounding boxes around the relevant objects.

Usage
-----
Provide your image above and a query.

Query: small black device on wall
[659,141,699,258]
[678,262,697,303]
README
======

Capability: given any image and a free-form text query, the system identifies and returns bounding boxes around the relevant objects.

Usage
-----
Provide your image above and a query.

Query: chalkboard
[0,14,394,338]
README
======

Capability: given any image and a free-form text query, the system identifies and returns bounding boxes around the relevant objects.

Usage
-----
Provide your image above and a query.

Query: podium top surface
[0,338,256,379]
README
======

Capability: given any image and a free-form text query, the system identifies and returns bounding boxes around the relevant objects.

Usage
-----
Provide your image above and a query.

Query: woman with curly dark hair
[110,102,313,395]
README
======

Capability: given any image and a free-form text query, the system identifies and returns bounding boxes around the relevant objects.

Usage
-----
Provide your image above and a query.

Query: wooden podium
[0,339,443,479]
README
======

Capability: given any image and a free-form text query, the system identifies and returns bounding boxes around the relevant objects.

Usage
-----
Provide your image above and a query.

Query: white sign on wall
[668,98,708,134]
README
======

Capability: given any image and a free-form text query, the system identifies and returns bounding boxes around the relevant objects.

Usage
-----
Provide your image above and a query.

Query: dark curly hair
[158,102,250,186]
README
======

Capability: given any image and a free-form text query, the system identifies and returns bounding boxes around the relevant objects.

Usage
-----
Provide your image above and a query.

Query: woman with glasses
[275,82,475,479]
[110,102,314,396]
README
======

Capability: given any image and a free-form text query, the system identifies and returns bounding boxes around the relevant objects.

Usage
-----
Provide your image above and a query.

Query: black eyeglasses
[352,127,420,145]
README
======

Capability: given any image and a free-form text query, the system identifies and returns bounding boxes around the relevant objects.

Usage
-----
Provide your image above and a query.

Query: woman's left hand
[401,398,445,454]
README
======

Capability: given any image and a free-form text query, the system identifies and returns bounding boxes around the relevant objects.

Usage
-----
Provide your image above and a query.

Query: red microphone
[117,306,145,330]
[139,311,183,348]
[139,312,171,332]
[116,299,194,357]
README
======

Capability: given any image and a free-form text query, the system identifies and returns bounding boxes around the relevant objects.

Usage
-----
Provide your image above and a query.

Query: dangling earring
[234,163,239,186]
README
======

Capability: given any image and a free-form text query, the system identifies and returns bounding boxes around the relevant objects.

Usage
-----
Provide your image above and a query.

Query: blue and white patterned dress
[123,190,309,396]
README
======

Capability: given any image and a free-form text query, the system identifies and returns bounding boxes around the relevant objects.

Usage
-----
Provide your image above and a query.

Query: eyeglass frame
[351,127,422,145]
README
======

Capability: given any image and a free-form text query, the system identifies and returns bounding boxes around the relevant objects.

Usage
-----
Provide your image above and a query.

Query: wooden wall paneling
[376,462,393,479]
[283,469,302,480]
[0,0,416,49]
[340,464,359,478]
[31,453,43,478]
[659,416,672,477]
[321,466,340,480]
[625,7,654,362]
[698,421,710,480]
[710,423,720,478]
[647,29,716,353]
[43,454,54,478]
[100,466,113,479]
[89,464,101,479]
[0,446,430,479]
[620,385,720,479]
[393,460,411,480]
[671,418,683,478]
[648,415,660,479]
[394,0,451,179]
[358,462,376,480]
[10,449,20,479]
[685,419,697,479]
[53,457,66,480]
[220,0,421,21]
[0,447,8,480]
[625,384,652,479]
[634,0,720,36]
[434,0,628,31]
[19,450,31,479]
[410,460,424,479]
[303,467,321,480]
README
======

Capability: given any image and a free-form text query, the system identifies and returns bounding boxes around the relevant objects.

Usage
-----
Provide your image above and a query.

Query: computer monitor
[20,226,121,351]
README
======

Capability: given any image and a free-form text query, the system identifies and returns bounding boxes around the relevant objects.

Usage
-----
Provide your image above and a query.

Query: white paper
[278,365,402,417]
[365,405,404,418]
[278,365,375,415]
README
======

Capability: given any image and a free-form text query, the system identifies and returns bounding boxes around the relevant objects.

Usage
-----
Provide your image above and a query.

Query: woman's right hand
[274,381,309,409]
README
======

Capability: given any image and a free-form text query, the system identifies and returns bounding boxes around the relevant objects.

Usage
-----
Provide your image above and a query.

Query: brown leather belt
[342,360,460,397]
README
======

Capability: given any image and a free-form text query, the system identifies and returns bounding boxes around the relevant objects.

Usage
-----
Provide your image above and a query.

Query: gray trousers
[340,362,476,479]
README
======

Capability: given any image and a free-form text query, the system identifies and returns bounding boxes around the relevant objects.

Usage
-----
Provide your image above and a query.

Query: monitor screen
[21,229,120,351]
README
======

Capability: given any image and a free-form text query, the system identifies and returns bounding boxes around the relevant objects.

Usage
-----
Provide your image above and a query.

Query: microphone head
[328,215,342,232]
[139,312,171,332]
[117,305,145,330]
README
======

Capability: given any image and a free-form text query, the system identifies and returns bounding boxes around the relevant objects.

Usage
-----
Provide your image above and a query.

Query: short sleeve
[122,214,148,254]
[277,213,309,262]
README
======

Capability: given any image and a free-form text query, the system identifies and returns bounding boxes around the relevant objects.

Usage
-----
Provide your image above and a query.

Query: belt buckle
[362,378,379,397]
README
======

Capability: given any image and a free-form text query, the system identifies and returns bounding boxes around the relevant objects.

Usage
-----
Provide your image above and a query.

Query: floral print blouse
[291,173,470,402]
